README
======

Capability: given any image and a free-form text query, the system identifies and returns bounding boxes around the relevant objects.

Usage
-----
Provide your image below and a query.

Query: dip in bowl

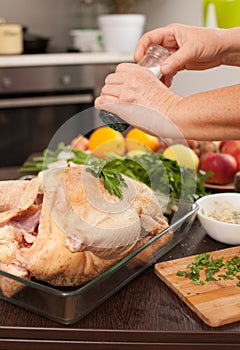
[196,193,240,245]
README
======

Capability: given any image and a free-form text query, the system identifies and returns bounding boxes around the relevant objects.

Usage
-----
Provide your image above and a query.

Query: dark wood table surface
[0,167,239,349]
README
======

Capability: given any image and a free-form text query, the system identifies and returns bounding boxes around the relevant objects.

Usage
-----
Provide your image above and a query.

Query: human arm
[134,23,240,77]
[169,84,240,141]
[94,63,240,141]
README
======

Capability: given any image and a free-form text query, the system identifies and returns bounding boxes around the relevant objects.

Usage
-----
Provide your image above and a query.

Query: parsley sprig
[85,158,128,199]
[177,253,240,286]
[20,142,208,201]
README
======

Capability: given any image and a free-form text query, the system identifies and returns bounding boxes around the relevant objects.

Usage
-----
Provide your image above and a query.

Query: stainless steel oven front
[0,65,95,167]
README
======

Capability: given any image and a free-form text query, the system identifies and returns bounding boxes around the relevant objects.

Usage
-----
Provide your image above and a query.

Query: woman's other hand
[134,23,234,79]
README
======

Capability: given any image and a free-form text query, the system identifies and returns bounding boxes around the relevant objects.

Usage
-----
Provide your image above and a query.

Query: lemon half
[163,144,199,170]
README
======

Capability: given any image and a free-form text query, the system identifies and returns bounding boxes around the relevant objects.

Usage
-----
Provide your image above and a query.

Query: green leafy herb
[81,158,125,198]
[20,142,72,173]
[177,253,240,287]
[20,143,208,200]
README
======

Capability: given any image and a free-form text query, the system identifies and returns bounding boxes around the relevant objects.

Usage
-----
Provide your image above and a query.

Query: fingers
[161,46,193,75]
[95,64,148,109]
[134,26,184,76]
[95,95,118,109]
[101,84,121,98]
[115,62,140,73]
[134,24,180,62]
[134,29,165,61]
[160,74,173,88]
[95,63,139,107]
[104,63,139,84]
[101,63,140,99]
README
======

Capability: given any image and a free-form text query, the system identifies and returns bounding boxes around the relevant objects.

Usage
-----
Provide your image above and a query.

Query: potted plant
[97,0,148,54]
[98,0,146,14]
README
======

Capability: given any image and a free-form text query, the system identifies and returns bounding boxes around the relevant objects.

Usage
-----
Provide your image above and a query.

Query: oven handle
[0,93,93,108]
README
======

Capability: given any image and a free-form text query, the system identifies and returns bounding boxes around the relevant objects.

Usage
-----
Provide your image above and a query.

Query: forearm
[221,27,240,66]
[169,84,240,140]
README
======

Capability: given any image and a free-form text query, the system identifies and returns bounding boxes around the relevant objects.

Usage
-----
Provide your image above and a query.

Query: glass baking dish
[0,201,198,325]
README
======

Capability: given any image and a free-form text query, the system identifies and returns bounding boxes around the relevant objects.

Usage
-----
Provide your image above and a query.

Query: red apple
[155,140,168,153]
[199,152,238,185]
[219,140,228,151]
[220,140,240,155]
[231,149,240,170]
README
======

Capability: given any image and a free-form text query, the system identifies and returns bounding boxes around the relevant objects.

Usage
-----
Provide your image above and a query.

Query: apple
[219,140,228,151]
[155,140,168,153]
[231,149,240,170]
[220,140,240,155]
[199,152,238,185]
[199,141,218,154]
[187,139,200,149]
[187,139,201,157]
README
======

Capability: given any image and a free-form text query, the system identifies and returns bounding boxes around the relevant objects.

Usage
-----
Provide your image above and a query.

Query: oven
[0,65,95,167]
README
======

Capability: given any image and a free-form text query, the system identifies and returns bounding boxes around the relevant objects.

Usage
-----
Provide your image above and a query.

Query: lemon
[126,128,159,152]
[163,144,199,170]
[89,127,125,158]
[127,150,147,158]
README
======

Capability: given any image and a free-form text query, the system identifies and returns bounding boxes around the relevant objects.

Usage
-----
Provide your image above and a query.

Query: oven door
[0,91,94,166]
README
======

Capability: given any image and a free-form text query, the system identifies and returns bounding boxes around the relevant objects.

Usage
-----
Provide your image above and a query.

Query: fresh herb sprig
[177,253,240,286]
[20,142,73,173]
[85,158,128,199]
[20,144,131,199]
[20,143,208,201]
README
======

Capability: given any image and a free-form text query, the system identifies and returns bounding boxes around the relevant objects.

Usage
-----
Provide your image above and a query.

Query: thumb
[161,47,192,76]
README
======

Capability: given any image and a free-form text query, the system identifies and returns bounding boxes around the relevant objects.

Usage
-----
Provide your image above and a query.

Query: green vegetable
[20,142,72,173]
[20,142,208,201]
[86,159,128,199]
[177,253,240,287]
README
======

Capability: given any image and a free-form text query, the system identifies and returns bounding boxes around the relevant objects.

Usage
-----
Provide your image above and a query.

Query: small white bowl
[196,193,240,245]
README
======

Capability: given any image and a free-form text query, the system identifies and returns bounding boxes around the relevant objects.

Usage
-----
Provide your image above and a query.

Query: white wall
[137,0,203,29]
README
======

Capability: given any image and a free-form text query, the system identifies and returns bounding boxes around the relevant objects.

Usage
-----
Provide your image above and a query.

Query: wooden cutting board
[154,246,240,327]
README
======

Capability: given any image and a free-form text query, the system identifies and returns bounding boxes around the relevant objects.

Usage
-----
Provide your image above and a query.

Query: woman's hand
[95,63,183,138]
[94,23,240,141]
[134,23,234,79]
[94,63,181,118]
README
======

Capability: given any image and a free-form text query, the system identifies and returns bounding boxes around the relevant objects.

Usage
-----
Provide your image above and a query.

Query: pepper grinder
[98,44,171,132]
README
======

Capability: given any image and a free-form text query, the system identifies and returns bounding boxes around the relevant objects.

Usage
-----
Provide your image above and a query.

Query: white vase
[98,14,146,54]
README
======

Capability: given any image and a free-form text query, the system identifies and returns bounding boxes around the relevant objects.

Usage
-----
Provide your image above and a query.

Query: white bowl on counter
[69,29,103,52]
[196,193,240,245]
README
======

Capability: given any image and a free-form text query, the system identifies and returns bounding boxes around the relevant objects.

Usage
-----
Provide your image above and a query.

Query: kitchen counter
[0,52,133,68]
[0,217,239,349]
[0,168,240,349]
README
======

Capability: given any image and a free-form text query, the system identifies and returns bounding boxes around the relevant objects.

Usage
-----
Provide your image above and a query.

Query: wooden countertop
[0,167,239,349]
